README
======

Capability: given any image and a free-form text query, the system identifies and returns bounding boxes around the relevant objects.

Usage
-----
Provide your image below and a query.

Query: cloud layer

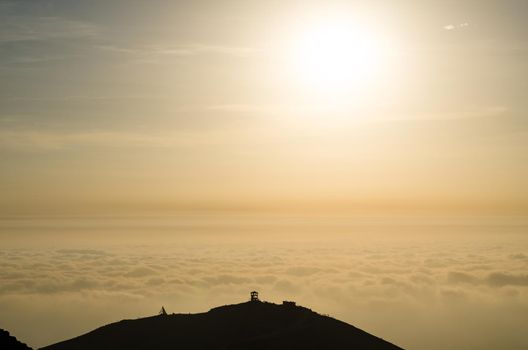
[1,220,527,350]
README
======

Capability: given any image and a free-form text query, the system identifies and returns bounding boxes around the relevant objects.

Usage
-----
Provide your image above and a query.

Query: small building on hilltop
[250,291,259,302]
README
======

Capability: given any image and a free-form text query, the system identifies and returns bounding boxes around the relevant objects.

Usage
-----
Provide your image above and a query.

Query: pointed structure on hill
[159,306,167,316]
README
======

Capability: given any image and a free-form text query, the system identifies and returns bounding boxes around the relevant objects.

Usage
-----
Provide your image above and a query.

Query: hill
[0,329,32,350]
[40,299,403,349]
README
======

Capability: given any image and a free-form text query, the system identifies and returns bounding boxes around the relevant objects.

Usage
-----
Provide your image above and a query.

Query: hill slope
[41,301,403,350]
[0,329,33,350]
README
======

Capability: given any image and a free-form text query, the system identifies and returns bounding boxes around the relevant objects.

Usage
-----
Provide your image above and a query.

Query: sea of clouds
[0,216,527,349]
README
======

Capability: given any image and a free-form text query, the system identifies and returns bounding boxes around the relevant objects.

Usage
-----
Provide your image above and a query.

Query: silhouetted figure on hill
[159,306,167,316]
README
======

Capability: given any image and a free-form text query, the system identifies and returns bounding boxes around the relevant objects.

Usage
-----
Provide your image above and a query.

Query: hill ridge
[41,298,404,350]
[0,328,33,350]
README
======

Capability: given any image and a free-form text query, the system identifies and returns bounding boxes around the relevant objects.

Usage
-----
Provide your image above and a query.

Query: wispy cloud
[0,54,81,66]
[0,16,98,43]
[96,43,261,62]
[205,104,271,113]
[384,106,509,122]
[0,128,248,152]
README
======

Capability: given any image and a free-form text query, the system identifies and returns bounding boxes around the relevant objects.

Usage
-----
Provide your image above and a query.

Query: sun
[289,19,390,92]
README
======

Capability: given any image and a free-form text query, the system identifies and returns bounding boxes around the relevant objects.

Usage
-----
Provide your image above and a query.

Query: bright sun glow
[289,19,391,92]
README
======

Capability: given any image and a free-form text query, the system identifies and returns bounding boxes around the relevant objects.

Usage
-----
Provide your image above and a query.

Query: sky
[1,1,528,350]
[0,0,527,216]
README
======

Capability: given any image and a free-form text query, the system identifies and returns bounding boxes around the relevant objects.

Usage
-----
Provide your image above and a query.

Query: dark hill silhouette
[0,329,33,350]
[40,299,403,350]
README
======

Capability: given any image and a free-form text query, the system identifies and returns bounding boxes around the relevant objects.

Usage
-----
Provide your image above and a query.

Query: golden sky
[1,3,528,349]
[1,0,527,216]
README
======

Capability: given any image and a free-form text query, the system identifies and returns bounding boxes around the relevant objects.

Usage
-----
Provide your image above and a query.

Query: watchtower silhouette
[250,291,259,302]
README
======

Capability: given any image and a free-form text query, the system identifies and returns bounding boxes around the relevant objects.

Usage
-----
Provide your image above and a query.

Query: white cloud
[443,22,470,31]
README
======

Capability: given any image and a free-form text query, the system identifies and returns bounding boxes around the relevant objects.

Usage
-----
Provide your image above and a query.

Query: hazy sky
[1,0,527,216]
